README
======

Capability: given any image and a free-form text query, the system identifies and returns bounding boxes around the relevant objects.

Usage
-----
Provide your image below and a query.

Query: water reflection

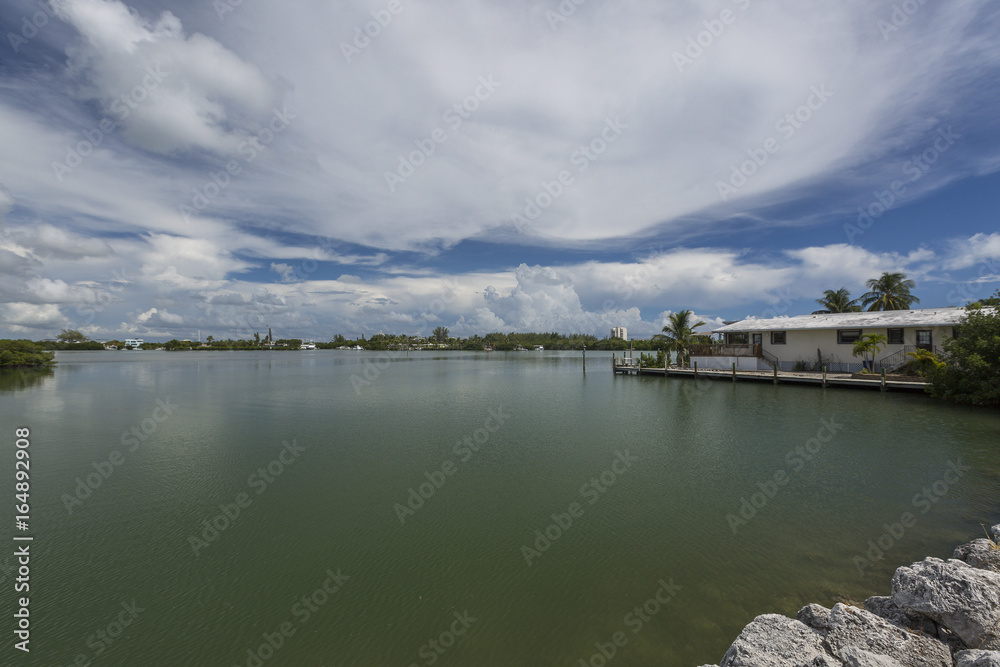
[0,367,55,392]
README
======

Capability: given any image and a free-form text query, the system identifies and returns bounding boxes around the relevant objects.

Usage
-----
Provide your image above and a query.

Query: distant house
[124,338,144,349]
[610,326,628,341]
[703,307,976,373]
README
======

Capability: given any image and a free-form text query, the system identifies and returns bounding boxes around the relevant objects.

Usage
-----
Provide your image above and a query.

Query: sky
[1,0,999,341]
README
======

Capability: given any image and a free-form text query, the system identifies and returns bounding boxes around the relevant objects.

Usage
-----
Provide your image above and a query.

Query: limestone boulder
[892,557,1000,650]
[720,614,838,667]
[954,539,1000,573]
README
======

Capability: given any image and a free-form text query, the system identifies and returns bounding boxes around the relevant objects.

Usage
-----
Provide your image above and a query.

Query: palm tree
[861,272,920,311]
[852,333,887,371]
[654,310,706,367]
[815,288,860,313]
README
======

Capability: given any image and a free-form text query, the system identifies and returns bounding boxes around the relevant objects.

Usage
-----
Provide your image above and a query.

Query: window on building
[771,331,786,345]
[837,329,862,344]
[916,330,932,347]
[725,333,749,345]
[887,328,904,344]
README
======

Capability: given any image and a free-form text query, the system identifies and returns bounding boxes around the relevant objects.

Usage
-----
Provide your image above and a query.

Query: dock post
[773,365,778,385]
[583,345,586,374]
[693,361,697,378]
[881,368,886,392]
[732,362,736,382]
[822,365,827,388]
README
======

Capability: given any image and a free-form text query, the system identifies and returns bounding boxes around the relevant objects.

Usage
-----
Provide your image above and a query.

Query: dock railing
[688,343,762,357]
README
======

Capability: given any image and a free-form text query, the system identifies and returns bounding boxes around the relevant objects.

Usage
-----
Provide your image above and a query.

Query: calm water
[1,350,998,666]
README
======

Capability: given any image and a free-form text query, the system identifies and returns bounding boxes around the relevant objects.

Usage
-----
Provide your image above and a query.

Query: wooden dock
[611,360,929,393]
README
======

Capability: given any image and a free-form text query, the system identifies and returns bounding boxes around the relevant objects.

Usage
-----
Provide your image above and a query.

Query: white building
[610,326,628,341]
[703,307,978,373]
[124,338,144,349]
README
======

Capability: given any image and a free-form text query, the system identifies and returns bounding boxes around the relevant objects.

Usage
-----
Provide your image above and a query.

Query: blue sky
[1,0,999,341]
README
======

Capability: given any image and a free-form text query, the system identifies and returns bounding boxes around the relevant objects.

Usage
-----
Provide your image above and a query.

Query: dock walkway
[612,361,929,393]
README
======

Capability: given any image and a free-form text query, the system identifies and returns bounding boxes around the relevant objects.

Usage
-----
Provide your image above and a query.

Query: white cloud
[943,232,1000,270]
[0,303,66,331]
[136,306,183,326]
[53,0,285,155]
[21,224,114,259]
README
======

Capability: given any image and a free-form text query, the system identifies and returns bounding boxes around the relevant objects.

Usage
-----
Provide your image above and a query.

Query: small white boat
[534,345,544,351]
[300,342,317,350]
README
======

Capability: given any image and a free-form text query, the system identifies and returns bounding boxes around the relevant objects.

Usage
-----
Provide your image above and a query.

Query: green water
[1,350,998,666]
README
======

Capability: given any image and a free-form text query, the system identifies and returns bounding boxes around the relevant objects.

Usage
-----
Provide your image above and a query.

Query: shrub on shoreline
[0,340,56,367]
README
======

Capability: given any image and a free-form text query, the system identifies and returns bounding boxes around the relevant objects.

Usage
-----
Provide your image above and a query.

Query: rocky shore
[700,526,1000,667]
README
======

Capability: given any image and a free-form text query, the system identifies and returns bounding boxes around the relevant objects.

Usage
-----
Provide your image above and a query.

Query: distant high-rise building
[610,327,627,341]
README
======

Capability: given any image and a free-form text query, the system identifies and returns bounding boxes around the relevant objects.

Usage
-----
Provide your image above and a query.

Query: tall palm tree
[861,272,920,311]
[815,288,861,313]
[655,310,706,366]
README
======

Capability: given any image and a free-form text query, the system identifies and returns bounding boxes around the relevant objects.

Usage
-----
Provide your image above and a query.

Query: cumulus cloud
[0,303,66,331]
[52,0,285,155]
[136,306,183,326]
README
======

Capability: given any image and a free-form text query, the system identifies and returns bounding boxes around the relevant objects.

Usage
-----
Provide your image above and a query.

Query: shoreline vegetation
[94,332,666,352]
[0,340,56,368]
